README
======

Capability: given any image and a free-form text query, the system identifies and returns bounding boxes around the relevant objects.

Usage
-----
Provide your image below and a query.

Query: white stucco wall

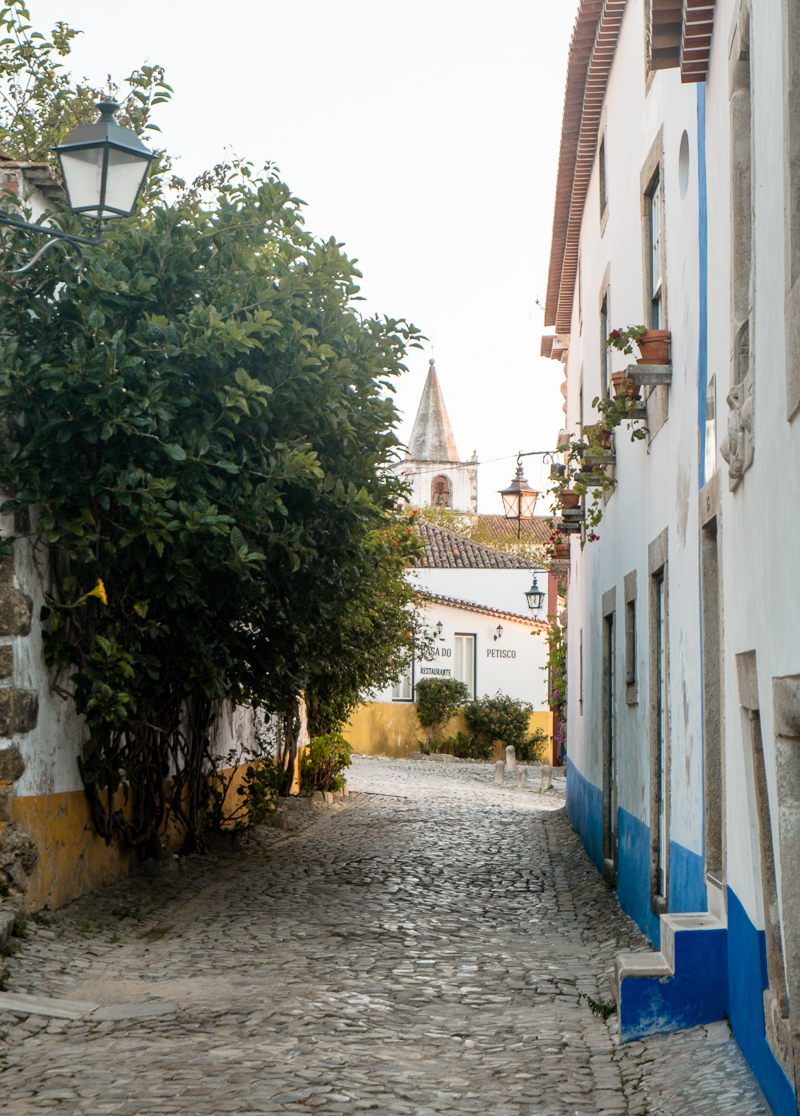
[373,597,549,709]
[409,567,547,618]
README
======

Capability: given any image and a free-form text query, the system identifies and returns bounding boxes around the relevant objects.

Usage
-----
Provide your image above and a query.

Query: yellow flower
[86,579,107,606]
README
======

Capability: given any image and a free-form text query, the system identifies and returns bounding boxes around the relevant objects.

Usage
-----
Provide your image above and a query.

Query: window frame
[454,632,476,698]
[391,659,415,702]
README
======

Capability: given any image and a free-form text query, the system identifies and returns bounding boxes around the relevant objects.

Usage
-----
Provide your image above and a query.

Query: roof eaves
[544,0,627,334]
[422,590,550,629]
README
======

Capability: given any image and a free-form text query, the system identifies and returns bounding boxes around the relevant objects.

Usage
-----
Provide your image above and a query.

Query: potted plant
[610,371,642,400]
[584,423,613,451]
[547,528,570,560]
[557,489,580,509]
[606,324,671,365]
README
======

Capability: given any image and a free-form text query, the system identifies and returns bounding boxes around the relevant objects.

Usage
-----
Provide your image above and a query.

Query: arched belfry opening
[431,475,452,507]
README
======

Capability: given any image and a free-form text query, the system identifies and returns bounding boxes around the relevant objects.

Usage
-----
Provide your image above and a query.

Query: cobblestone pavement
[0,757,771,1115]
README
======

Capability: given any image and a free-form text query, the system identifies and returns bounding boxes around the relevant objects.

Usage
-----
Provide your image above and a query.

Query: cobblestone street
[0,757,772,1115]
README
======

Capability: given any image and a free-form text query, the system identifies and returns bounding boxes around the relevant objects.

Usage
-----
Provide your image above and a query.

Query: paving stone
[0,757,771,1114]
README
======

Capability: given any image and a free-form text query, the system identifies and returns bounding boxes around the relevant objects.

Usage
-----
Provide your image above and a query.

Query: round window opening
[679,130,690,199]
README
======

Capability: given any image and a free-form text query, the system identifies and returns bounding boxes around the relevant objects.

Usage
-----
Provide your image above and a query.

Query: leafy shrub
[300,733,352,793]
[414,678,469,741]
[428,731,493,760]
[206,739,282,833]
[465,692,549,762]
[517,727,549,763]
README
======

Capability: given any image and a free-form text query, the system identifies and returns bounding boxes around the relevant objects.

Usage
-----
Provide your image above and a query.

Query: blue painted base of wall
[565,757,603,872]
[669,841,707,914]
[727,888,797,1116]
[617,808,661,946]
[564,762,797,1112]
[619,922,727,1041]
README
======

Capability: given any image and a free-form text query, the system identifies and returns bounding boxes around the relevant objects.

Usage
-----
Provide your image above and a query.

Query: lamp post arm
[0,213,102,276]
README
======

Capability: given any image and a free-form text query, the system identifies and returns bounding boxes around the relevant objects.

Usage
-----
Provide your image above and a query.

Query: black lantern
[525,574,545,613]
[55,102,155,221]
[493,623,503,642]
[499,460,539,539]
[0,102,155,276]
[435,621,444,639]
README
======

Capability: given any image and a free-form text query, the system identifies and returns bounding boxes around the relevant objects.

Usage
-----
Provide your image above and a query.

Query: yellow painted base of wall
[343,703,555,765]
[11,763,257,912]
[13,790,134,912]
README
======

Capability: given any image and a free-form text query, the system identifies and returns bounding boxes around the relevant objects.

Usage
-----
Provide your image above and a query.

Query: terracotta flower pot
[585,423,612,450]
[635,329,671,365]
[558,490,580,509]
[611,372,641,400]
[553,542,570,559]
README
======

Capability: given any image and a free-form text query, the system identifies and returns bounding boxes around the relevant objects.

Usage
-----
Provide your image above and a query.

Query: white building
[395,358,478,513]
[541,1,800,1111]
[347,521,554,761]
[379,521,551,707]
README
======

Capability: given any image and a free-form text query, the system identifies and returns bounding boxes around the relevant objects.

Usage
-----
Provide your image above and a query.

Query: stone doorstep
[614,912,727,996]
[614,911,728,1043]
[0,991,181,1022]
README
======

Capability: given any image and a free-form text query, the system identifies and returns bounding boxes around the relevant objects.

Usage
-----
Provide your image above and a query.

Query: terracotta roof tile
[414,521,536,569]
[474,515,552,546]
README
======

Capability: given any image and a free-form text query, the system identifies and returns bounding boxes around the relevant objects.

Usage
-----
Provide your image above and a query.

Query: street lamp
[0,102,155,274]
[525,574,545,613]
[499,457,539,539]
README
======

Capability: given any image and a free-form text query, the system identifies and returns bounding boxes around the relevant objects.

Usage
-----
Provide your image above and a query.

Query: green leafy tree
[0,10,425,852]
[0,2,172,162]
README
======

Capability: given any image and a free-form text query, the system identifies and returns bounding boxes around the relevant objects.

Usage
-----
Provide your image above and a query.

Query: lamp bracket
[0,213,101,276]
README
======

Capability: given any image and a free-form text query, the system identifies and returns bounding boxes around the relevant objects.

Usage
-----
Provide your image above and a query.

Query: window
[431,475,451,508]
[704,374,717,482]
[648,176,662,328]
[599,135,608,220]
[624,570,638,705]
[392,661,413,701]
[454,634,475,697]
[625,600,636,685]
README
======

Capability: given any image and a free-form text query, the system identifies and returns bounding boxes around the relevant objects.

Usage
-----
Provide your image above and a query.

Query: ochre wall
[13,790,133,911]
[12,762,254,911]
[343,703,555,764]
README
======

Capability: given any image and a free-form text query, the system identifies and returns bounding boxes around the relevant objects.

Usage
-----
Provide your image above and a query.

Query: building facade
[345,522,554,758]
[542,2,800,1112]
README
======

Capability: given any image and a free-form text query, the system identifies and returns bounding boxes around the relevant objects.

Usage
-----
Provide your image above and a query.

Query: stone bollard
[517,767,528,788]
[505,745,517,772]
[540,764,553,791]
[494,760,505,784]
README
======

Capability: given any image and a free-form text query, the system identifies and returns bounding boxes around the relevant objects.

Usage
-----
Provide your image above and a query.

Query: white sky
[33,0,575,513]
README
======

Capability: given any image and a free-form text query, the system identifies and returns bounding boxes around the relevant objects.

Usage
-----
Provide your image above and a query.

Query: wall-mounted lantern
[525,574,546,613]
[1,102,155,275]
[435,621,444,639]
[494,623,503,642]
